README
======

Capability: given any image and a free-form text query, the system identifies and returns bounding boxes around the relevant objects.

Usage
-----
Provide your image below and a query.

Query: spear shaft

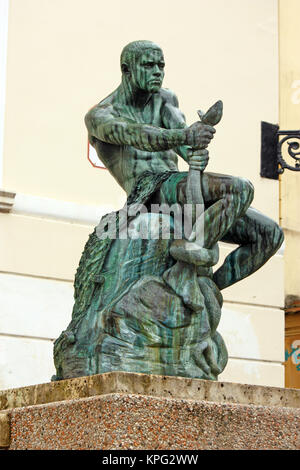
[185,101,223,241]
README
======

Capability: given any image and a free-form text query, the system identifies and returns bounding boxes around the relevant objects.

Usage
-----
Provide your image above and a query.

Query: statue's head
[121,40,165,93]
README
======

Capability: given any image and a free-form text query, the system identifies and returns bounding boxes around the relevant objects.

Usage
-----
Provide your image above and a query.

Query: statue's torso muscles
[92,91,179,195]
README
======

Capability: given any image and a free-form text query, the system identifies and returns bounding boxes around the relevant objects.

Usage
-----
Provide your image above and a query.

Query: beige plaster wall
[0,0,285,389]
[3,0,279,216]
[279,0,300,302]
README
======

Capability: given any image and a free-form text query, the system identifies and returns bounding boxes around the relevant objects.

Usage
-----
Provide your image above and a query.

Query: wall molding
[0,191,287,255]
[219,240,285,257]
[0,0,9,187]
[0,189,113,225]
[9,192,114,225]
[0,189,15,213]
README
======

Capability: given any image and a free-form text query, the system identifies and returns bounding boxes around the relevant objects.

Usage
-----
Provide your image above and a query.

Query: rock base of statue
[54,172,229,382]
[53,223,228,382]
[1,372,299,450]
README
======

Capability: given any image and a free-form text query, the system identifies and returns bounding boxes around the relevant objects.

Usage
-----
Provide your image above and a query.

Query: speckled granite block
[6,394,300,450]
[1,372,299,450]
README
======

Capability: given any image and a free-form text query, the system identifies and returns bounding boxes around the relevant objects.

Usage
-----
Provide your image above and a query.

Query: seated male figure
[85,40,283,290]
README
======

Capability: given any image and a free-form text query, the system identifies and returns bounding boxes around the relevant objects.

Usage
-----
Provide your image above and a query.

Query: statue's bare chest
[116,94,163,126]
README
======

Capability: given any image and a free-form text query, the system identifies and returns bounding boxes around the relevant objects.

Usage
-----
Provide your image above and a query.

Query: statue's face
[130,48,165,93]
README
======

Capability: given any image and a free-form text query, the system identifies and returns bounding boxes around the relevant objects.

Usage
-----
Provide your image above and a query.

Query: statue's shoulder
[85,92,118,129]
[158,88,180,107]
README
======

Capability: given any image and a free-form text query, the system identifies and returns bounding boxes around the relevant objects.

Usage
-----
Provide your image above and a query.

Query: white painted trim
[12,193,114,225]
[0,0,9,188]
[220,240,285,256]
[8,193,288,250]
[277,240,285,256]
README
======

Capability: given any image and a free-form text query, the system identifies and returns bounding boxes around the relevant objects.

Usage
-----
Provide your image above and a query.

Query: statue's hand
[188,149,209,171]
[185,122,215,149]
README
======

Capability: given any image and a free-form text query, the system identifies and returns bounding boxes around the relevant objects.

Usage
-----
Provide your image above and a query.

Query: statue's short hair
[120,40,162,71]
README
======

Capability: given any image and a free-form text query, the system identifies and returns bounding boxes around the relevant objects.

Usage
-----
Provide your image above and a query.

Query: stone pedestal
[0,372,299,450]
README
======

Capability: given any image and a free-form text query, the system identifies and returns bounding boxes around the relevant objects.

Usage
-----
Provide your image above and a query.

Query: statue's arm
[85,105,189,152]
[161,91,194,162]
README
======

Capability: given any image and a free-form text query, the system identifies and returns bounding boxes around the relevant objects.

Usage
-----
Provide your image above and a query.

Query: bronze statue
[53,41,283,382]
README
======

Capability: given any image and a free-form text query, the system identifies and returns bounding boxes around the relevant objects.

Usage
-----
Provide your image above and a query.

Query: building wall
[278,0,300,387]
[0,0,284,390]
[279,0,300,300]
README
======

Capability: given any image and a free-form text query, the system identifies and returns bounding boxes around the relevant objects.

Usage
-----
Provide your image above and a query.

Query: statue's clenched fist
[185,122,215,149]
[188,149,209,171]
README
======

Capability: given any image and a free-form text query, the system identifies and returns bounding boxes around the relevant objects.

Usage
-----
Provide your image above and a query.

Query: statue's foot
[170,240,219,267]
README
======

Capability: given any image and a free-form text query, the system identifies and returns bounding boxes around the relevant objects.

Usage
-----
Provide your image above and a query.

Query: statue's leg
[197,172,255,248]
[155,171,254,253]
[213,207,284,290]
[156,172,254,277]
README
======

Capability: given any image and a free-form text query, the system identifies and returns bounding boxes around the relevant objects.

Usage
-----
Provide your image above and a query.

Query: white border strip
[12,193,113,226]
[0,0,9,188]
[10,193,286,255]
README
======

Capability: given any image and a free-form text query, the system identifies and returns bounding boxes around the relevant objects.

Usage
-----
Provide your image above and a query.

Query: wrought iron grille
[277,130,300,174]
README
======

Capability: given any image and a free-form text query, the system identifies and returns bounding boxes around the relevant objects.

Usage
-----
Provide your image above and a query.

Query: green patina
[53,41,284,381]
